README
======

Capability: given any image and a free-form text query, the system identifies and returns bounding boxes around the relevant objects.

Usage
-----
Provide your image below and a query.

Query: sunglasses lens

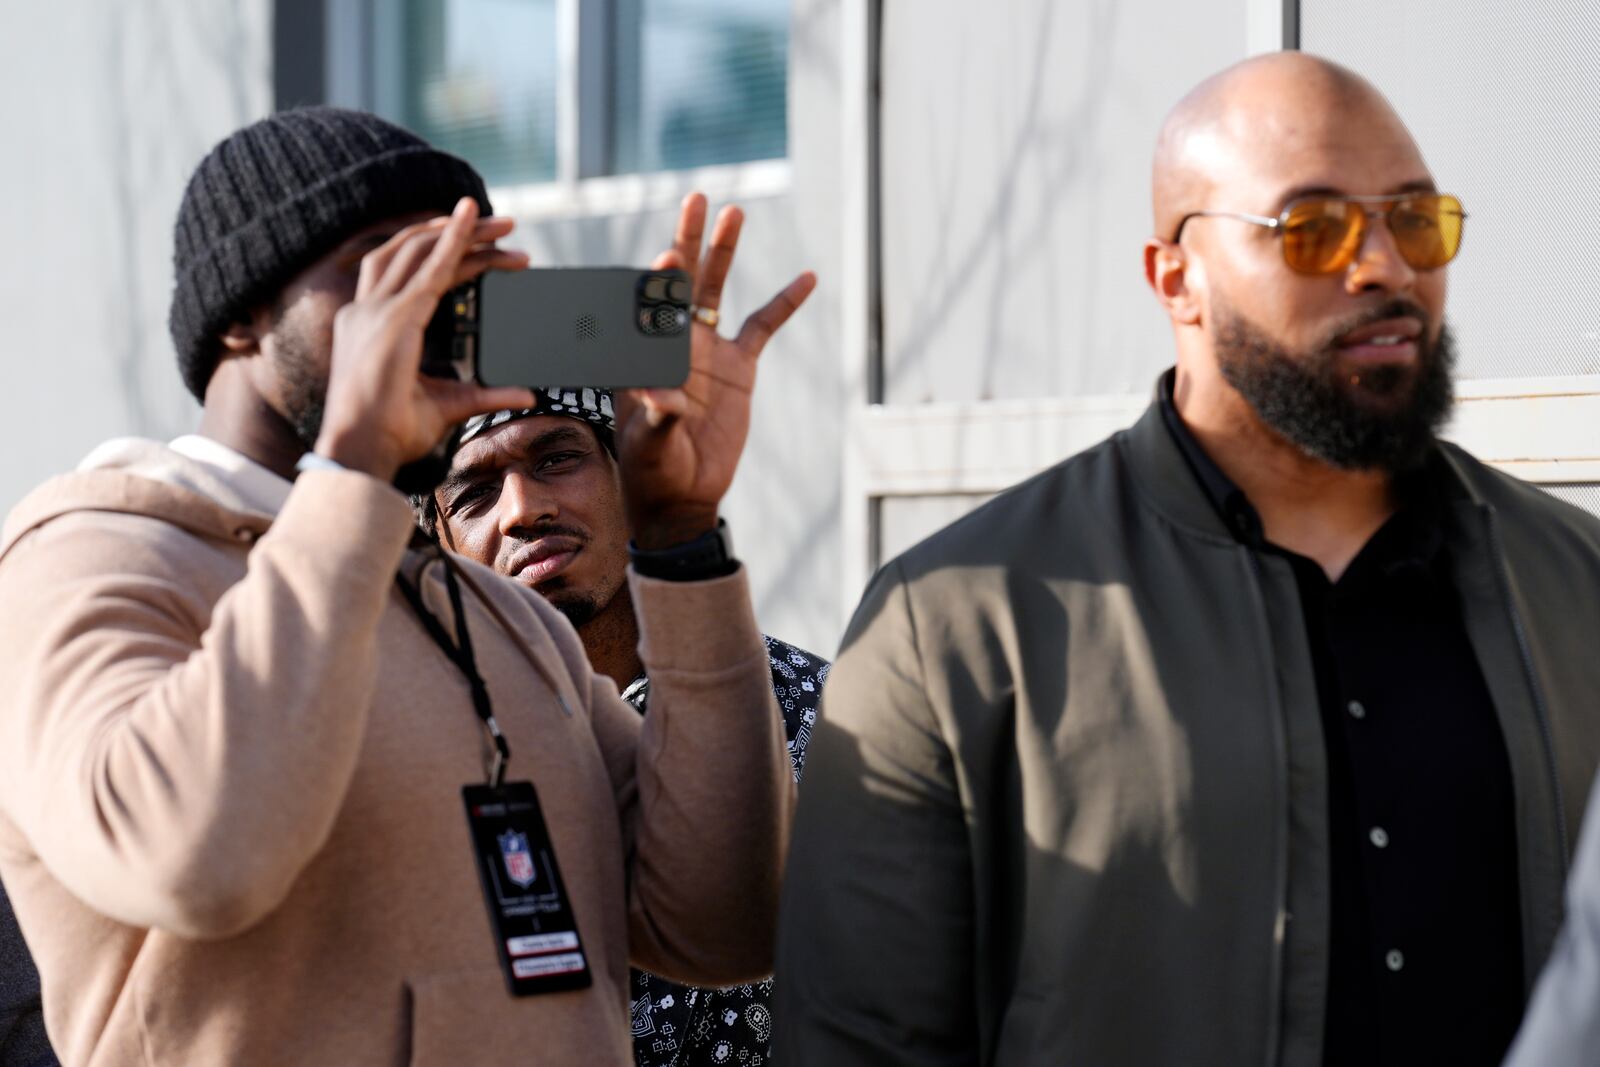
[1281,199,1365,273]
[1391,194,1465,269]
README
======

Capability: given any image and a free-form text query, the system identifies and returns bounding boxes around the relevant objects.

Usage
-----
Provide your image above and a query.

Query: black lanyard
[395,552,510,787]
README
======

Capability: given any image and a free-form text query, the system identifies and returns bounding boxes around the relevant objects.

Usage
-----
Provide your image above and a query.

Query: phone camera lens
[643,276,669,302]
[653,305,682,333]
[668,279,691,304]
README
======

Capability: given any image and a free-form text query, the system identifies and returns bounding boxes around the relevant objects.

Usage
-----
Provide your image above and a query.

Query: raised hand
[614,192,817,549]
[315,197,536,481]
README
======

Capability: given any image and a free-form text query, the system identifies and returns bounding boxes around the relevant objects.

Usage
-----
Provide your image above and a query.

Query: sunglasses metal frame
[1172,192,1467,273]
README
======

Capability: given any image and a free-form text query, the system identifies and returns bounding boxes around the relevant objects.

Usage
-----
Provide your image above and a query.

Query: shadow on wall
[882,0,1121,398]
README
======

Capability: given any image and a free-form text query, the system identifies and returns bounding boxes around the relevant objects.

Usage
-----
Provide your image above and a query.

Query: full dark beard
[1214,301,1456,473]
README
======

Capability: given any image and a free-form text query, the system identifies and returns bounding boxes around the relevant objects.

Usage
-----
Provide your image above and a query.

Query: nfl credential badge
[498,829,537,888]
[463,781,593,996]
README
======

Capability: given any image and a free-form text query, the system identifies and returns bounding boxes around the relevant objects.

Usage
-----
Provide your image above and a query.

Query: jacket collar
[1118,376,1239,543]
[1123,369,1482,547]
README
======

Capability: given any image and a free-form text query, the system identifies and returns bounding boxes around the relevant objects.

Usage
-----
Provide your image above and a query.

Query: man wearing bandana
[422,383,825,1067]
[0,108,815,1066]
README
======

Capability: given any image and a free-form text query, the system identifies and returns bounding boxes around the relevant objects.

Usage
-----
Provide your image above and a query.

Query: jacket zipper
[1484,507,1570,867]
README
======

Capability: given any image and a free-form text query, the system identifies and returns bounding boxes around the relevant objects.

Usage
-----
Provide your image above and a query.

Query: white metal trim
[323,0,370,108]
[488,159,792,223]
[1455,375,1600,399]
[1448,390,1600,471]
[838,0,877,626]
[555,0,582,186]
[1246,0,1285,55]
[849,387,1600,503]
[848,396,1147,497]
[1490,461,1600,483]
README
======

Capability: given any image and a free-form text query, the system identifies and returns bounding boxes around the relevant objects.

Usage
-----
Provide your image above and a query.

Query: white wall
[0,0,273,512]
[877,0,1249,404]
[1303,0,1600,381]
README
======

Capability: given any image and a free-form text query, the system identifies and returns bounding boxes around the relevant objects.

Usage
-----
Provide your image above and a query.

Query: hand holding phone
[613,193,818,549]
[318,198,534,483]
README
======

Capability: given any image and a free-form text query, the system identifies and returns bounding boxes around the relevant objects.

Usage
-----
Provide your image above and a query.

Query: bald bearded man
[776,53,1600,1067]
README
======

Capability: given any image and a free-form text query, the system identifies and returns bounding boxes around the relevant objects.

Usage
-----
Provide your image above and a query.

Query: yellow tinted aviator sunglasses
[1174,193,1467,275]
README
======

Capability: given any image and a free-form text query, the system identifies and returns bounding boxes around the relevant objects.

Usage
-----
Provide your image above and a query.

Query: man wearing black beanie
[0,106,815,1067]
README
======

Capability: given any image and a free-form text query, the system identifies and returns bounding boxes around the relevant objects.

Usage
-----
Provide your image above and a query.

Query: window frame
[322,0,793,216]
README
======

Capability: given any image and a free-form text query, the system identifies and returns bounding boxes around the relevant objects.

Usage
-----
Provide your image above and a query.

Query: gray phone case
[473,268,692,390]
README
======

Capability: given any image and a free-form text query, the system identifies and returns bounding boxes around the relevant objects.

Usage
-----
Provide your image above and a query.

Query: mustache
[505,522,589,545]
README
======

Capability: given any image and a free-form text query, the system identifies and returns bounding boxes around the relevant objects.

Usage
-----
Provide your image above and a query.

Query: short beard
[268,300,328,453]
[270,296,451,493]
[501,522,613,628]
[1214,300,1456,474]
[543,589,603,628]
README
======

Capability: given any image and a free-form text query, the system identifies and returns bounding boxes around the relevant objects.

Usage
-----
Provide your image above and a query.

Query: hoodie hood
[0,438,275,566]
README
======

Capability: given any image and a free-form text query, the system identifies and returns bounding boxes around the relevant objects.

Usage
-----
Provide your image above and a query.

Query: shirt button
[1369,827,1390,849]
[1386,949,1405,972]
[1347,700,1367,719]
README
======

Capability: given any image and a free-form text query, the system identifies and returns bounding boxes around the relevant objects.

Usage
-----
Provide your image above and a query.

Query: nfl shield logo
[498,830,537,888]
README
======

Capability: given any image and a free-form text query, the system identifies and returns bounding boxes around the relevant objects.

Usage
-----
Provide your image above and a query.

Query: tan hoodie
[0,439,793,1066]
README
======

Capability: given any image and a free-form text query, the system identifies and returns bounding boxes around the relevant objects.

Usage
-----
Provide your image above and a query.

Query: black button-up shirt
[1159,376,1524,1065]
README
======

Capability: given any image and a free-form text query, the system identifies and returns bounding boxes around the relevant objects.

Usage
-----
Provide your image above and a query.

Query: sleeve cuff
[629,564,765,676]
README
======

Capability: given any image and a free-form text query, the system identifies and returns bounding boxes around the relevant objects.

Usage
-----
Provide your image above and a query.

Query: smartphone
[424,268,692,390]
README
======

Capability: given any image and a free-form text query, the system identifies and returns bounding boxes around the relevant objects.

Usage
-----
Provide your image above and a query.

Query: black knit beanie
[169,106,491,401]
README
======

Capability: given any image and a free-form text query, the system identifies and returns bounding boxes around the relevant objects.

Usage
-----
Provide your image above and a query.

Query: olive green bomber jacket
[776,398,1600,1066]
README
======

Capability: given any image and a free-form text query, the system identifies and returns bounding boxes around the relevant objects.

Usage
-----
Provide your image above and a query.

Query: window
[369,0,790,188]
[385,0,560,186]
[609,0,789,175]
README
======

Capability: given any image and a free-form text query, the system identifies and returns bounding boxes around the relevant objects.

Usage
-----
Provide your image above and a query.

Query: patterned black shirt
[622,635,826,1067]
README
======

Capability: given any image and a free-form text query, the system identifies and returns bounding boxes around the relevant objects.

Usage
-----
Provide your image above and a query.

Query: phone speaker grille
[575,314,600,341]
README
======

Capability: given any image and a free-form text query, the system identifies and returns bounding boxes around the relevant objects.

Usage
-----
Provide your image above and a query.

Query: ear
[1143,238,1203,327]
[218,304,275,358]
[219,322,260,357]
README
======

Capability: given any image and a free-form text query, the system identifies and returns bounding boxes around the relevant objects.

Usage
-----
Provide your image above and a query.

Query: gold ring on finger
[690,305,720,328]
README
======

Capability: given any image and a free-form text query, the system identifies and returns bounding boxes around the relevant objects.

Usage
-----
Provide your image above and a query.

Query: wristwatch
[629,519,739,581]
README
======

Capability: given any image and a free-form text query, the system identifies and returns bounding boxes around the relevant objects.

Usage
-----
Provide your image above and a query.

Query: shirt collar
[1157,370,1266,544]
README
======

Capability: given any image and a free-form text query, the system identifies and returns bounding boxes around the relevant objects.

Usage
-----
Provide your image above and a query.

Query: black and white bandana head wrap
[457,387,615,446]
